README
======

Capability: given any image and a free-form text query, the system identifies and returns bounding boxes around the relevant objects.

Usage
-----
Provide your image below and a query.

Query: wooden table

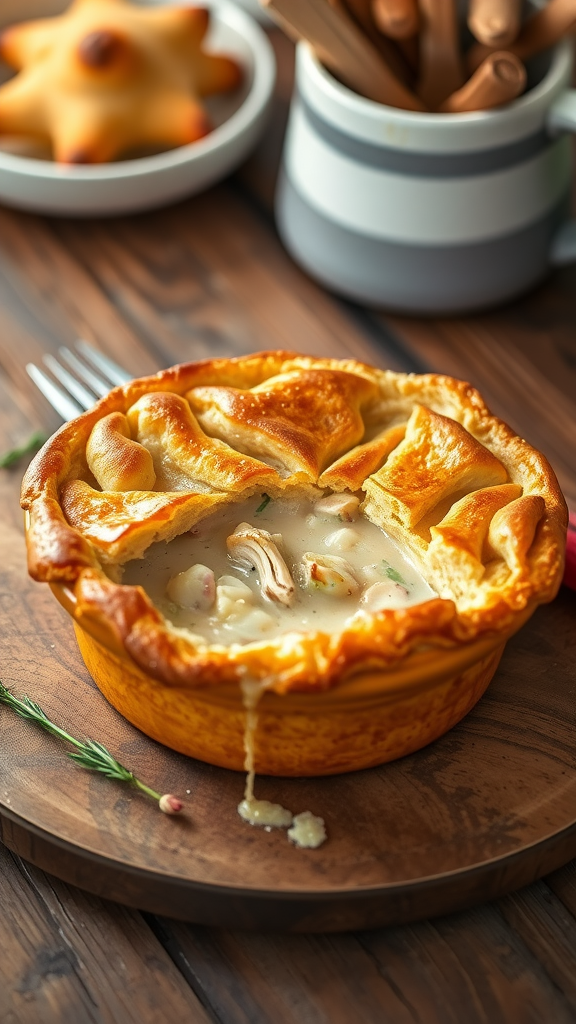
[1,29,576,1024]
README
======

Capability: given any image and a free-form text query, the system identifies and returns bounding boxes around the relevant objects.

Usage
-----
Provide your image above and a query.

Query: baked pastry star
[0,0,242,163]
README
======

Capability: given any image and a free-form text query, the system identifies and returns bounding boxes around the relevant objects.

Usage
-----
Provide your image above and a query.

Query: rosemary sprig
[0,682,182,814]
[0,431,48,469]
[255,493,271,515]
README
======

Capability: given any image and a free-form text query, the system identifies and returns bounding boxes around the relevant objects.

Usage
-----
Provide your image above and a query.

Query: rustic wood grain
[0,186,412,430]
[547,860,576,916]
[0,844,211,1024]
[358,901,576,1024]
[49,191,393,371]
[500,880,576,1010]
[154,900,576,1024]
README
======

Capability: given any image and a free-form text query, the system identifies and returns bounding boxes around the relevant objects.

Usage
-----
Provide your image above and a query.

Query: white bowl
[0,0,276,216]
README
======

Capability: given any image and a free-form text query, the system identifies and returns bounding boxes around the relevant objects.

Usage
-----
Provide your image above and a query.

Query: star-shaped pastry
[0,0,242,163]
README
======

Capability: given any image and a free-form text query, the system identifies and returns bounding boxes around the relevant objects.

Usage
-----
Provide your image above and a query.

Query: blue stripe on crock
[298,95,553,178]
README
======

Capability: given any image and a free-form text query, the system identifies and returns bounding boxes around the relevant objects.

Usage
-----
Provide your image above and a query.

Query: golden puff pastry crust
[0,0,241,164]
[21,351,567,693]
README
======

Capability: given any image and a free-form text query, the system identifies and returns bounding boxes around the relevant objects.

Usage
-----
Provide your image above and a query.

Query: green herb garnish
[382,562,408,587]
[0,431,48,469]
[0,682,182,814]
[255,494,271,515]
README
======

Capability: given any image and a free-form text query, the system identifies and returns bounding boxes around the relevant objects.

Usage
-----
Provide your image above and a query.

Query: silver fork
[27,340,132,421]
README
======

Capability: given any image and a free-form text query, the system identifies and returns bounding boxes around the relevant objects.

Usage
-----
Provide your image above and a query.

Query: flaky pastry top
[21,351,567,693]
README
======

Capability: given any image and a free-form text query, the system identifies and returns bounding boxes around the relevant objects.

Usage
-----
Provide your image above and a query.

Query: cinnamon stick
[417,0,465,109]
[396,33,420,75]
[468,0,576,70]
[468,0,521,47]
[339,0,415,82]
[263,0,426,109]
[372,0,419,39]
[439,51,526,112]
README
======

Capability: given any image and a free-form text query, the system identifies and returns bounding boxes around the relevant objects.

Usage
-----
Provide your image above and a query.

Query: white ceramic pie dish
[0,0,275,216]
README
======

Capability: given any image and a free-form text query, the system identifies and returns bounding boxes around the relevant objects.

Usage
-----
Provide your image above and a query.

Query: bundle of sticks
[262,0,576,113]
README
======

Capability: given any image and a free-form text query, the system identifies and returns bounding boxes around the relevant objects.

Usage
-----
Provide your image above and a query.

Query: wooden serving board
[1,523,575,932]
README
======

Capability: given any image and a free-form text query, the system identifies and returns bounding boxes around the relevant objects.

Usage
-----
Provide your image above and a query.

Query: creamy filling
[123,493,435,646]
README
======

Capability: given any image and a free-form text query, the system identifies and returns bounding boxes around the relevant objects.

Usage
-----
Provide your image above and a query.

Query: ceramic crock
[276,41,576,313]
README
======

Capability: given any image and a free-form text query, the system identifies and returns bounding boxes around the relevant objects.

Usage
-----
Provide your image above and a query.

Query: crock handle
[547,89,576,266]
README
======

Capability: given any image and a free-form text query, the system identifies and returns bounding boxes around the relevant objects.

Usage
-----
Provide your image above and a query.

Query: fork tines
[26,340,131,423]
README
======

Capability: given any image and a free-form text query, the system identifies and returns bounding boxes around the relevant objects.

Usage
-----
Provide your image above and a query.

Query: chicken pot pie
[22,351,567,702]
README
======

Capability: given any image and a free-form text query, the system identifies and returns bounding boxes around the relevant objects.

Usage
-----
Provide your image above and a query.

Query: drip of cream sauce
[236,677,326,848]
[237,677,292,827]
